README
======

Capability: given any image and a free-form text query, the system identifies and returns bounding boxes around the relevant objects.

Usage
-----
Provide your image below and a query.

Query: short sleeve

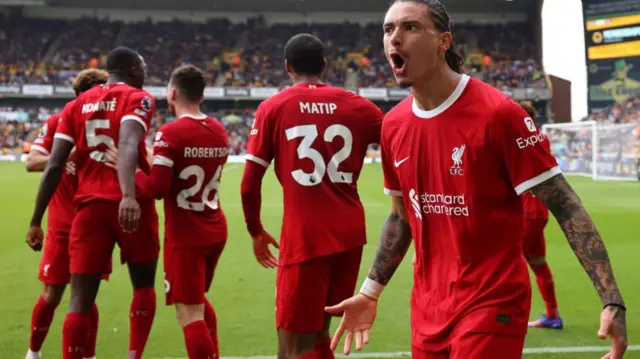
[54,101,77,144]
[122,90,155,133]
[491,99,561,195]
[364,102,384,145]
[381,126,402,196]
[245,102,274,168]
[151,126,176,168]
[31,115,59,155]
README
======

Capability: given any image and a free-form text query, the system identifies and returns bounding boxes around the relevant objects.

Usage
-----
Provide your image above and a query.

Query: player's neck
[293,75,323,85]
[106,74,129,85]
[411,66,462,112]
[174,104,204,119]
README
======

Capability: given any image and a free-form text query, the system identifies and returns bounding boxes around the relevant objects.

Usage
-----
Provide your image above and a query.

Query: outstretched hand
[251,230,279,268]
[598,306,628,359]
[325,293,378,355]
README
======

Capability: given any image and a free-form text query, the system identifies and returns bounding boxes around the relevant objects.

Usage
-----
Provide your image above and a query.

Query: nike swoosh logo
[394,157,410,167]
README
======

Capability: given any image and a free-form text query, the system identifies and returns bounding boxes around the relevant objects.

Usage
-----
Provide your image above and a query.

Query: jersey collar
[412,74,470,119]
[179,113,208,120]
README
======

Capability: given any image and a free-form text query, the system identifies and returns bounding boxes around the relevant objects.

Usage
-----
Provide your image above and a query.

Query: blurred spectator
[1,15,546,90]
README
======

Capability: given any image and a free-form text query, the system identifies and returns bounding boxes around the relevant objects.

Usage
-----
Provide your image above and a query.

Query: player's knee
[527,256,546,266]
[41,284,65,307]
[128,260,158,289]
[175,303,205,328]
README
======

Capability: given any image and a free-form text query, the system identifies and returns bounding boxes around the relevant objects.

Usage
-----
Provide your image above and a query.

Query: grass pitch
[0,162,638,358]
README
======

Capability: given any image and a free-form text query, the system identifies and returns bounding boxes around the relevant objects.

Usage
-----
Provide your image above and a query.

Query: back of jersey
[56,83,155,205]
[246,83,383,265]
[155,115,229,247]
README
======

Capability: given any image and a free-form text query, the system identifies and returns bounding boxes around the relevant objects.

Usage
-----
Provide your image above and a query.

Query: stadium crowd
[1,13,544,88]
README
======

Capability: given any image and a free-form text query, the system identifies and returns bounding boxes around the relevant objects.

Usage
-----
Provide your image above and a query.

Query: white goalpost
[542,121,639,181]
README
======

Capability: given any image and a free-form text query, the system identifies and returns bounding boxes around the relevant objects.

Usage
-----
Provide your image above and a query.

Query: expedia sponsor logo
[516,133,546,149]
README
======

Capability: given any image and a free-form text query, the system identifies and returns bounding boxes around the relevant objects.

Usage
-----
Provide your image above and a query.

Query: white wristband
[360,278,386,300]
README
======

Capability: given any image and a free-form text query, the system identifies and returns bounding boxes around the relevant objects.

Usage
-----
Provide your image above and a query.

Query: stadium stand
[0,13,552,156]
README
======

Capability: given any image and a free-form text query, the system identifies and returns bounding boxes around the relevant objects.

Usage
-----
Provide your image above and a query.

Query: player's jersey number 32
[285,124,353,187]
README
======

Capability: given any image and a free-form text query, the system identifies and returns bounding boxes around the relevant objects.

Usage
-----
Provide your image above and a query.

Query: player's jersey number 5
[285,124,353,187]
[178,165,223,211]
[86,119,116,163]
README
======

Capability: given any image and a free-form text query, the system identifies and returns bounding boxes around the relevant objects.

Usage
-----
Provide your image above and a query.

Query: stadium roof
[46,0,532,13]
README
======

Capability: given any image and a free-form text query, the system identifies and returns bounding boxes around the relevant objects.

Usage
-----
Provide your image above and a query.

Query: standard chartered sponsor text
[420,192,469,217]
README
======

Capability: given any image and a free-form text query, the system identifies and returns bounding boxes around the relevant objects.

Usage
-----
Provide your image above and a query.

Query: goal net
[542,121,639,181]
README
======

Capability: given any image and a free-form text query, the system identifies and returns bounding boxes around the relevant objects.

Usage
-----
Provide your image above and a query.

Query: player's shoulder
[46,112,62,126]
[464,77,514,114]
[383,96,413,126]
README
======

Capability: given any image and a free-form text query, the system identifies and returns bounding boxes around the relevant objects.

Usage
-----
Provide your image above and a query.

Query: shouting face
[383,1,453,88]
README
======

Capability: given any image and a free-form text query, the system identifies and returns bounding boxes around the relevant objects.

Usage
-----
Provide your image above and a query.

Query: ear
[285,59,292,74]
[322,58,327,72]
[439,32,453,56]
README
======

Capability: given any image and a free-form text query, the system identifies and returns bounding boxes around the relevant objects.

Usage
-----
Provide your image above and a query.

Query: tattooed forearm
[368,213,413,285]
[531,174,624,306]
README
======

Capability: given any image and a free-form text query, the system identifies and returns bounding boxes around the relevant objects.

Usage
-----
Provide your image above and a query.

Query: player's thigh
[412,346,449,359]
[327,246,364,308]
[164,246,208,306]
[450,332,525,359]
[523,219,547,260]
[117,200,160,265]
[204,241,227,293]
[69,202,116,275]
[39,228,71,285]
[276,257,331,333]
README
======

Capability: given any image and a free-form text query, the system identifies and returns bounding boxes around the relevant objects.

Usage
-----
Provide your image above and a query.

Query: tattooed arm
[531,174,627,355]
[531,174,624,305]
[367,196,413,286]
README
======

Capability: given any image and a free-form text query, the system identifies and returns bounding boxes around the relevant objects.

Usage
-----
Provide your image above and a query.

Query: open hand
[598,305,628,359]
[251,230,279,268]
[325,293,378,355]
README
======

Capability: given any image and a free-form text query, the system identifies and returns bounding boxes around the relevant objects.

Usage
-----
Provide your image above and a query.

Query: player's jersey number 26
[285,124,353,187]
[177,165,223,211]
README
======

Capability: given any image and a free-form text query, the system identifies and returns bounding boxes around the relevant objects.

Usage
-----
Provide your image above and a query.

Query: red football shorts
[276,246,363,333]
[164,241,226,306]
[38,227,71,285]
[69,200,159,275]
[523,218,548,259]
[412,332,525,359]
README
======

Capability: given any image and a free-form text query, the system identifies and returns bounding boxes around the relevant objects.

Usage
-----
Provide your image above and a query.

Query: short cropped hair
[73,69,108,96]
[106,46,141,74]
[284,33,325,76]
[519,101,537,118]
[170,65,206,103]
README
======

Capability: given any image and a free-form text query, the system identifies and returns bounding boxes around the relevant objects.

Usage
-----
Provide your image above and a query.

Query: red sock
[299,351,319,359]
[129,288,156,359]
[315,338,335,359]
[203,300,219,358]
[62,312,90,359]
[29,296,58,352]
[183,320,216,359]
[531,263,559,318]
[83,303,99,358]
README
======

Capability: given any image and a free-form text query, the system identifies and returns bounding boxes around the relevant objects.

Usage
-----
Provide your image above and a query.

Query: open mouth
[390,53,406,74]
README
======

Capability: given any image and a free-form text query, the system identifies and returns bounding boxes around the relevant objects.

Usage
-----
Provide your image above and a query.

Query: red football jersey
[246,83,384,266]
[522,136,550,220]
[55,84,155,206]
[150,114,229,248]
[381,76,560,349]
[31,113,76,230]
